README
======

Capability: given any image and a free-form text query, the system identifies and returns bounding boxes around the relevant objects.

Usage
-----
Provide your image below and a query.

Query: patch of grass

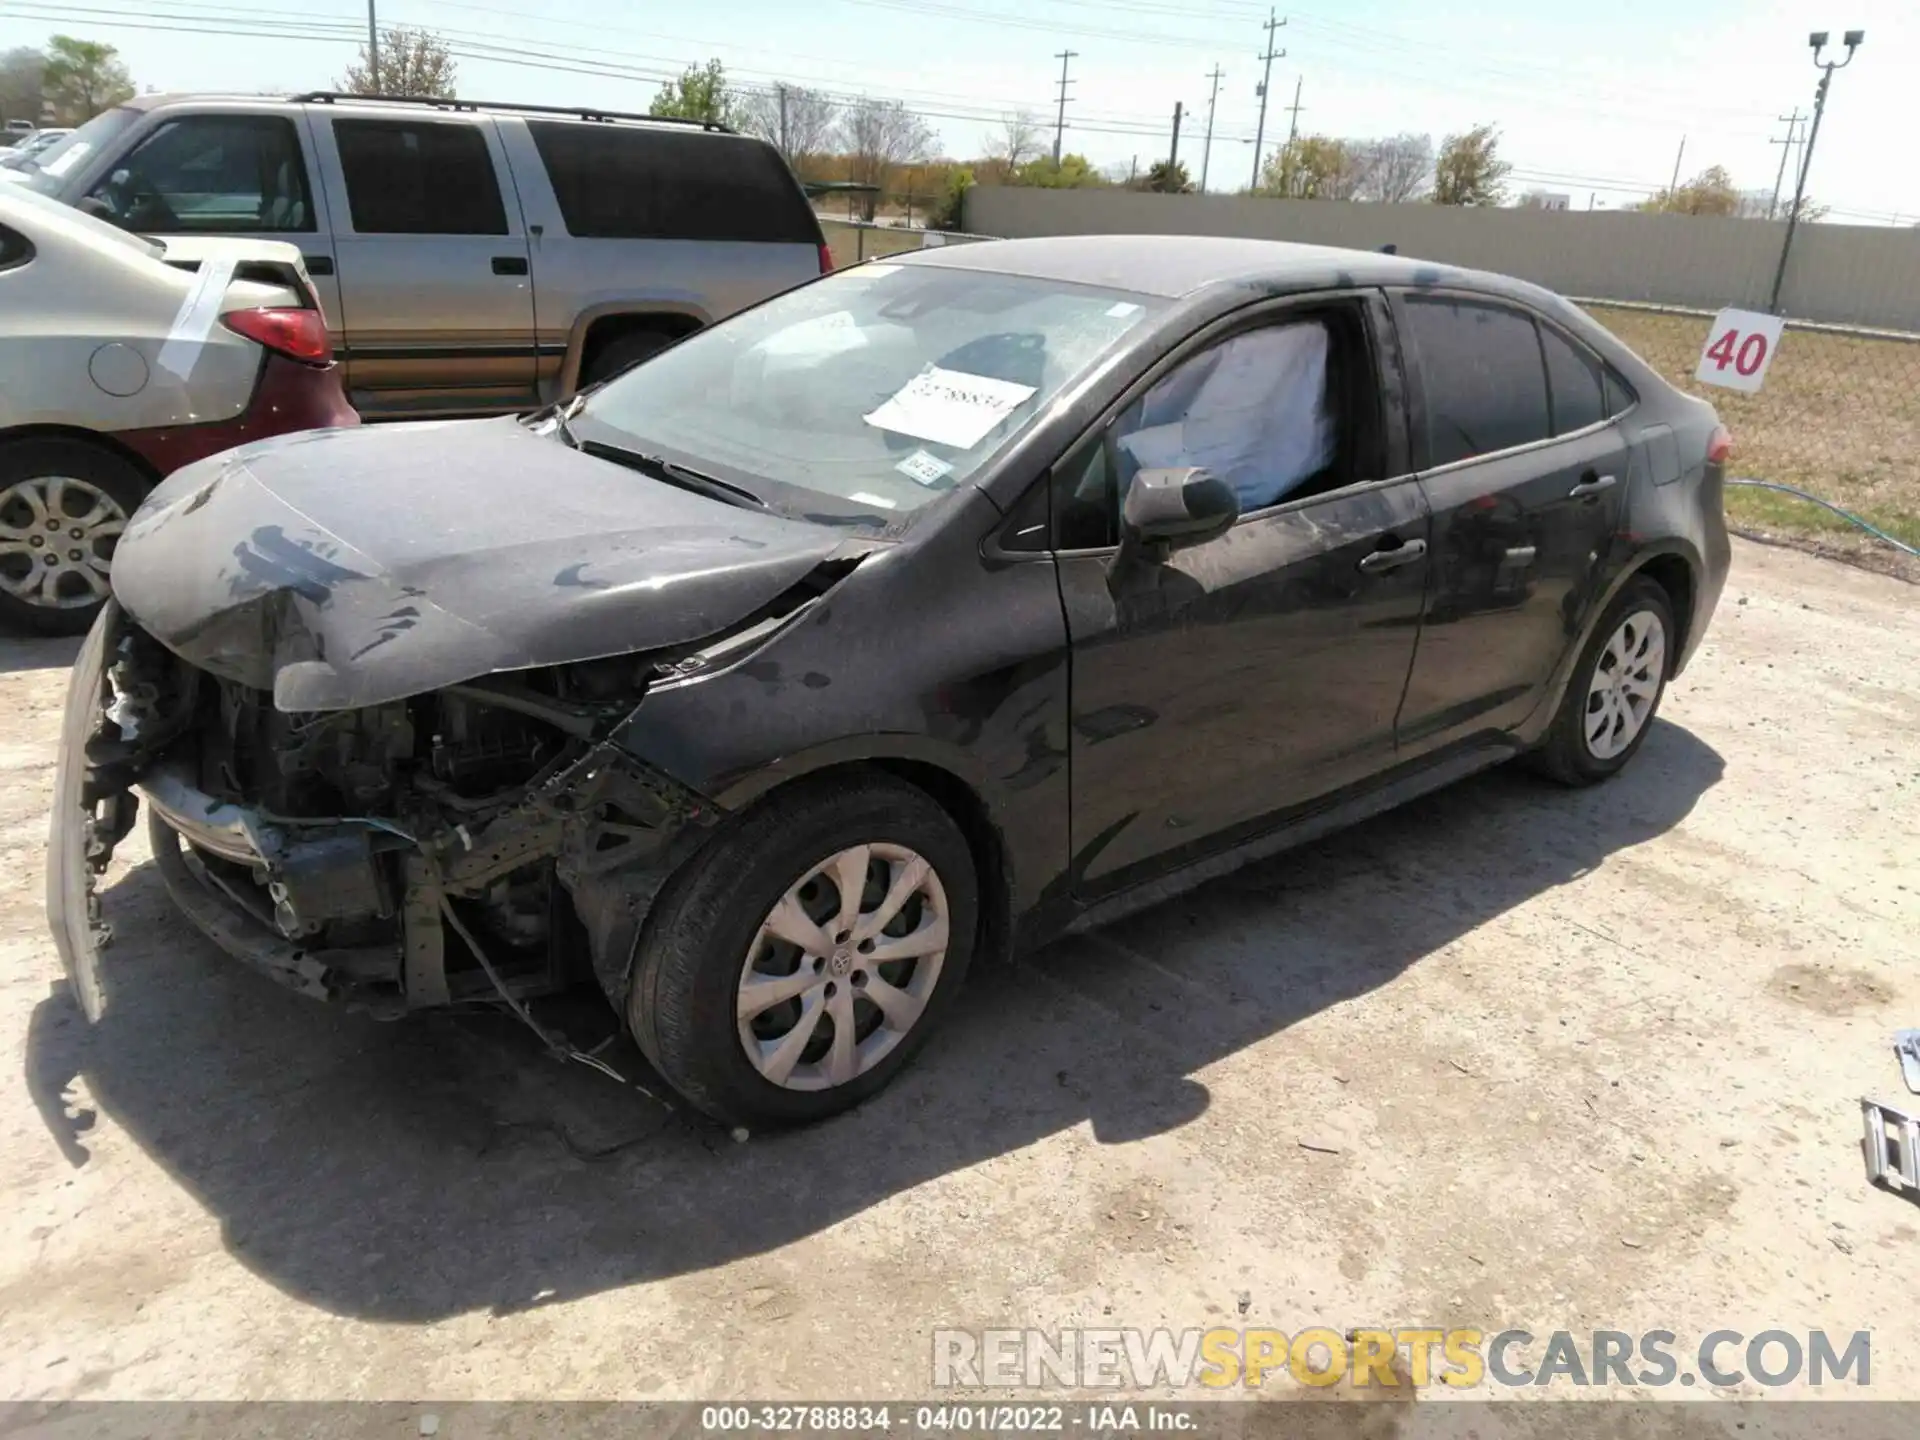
[1584,304,1920,556]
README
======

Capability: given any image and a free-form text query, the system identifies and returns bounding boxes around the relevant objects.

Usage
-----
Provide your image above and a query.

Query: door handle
[492,255,529,276]
[302,254,334,276]
[1357,537,1427,574]
[1569,472,1617,500]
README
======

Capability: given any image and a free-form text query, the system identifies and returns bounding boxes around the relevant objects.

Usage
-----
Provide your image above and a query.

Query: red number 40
[1706,329,1768,376]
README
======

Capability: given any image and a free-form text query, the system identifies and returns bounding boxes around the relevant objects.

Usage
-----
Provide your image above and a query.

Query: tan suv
[18,92,831,417]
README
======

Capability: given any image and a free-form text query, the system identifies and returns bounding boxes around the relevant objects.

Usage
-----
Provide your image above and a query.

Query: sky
[1,0,1915,223]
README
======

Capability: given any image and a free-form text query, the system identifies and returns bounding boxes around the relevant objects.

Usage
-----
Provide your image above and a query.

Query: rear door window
[83,113,314,233]
[1539,323,1608,435]
[1399,295,1552,467]
[526,121,817,243]
[332,118,507,235]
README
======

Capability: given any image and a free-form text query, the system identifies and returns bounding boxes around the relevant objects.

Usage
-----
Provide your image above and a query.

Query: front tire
[628,771,979,1129]
[1529,575,1675,786]
[0,438,148,637]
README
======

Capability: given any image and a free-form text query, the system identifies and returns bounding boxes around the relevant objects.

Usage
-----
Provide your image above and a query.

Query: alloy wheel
[1584,609,1666,760]
[0,476,128,611]
[737,843,950,1091]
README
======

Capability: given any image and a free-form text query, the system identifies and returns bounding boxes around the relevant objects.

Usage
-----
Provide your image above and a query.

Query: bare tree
[838,98,933,220]
[738,83,838,165]
[1351,133,1432,203]
[0,46,45,129]
[338,26,457,98]
[990,110,1044,171]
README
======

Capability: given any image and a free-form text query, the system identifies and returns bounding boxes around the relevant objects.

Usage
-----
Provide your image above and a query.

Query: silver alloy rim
[1584,609,1666,760]
[737,843,950,1092]
[0,476,128,610]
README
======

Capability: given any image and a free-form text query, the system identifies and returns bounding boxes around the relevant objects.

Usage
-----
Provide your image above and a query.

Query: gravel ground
[0,538,1914,1407]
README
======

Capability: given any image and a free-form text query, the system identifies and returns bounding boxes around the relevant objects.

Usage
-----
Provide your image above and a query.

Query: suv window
[333,119,507,235]
[83,114,313,234]
[526,121,817,243]
[1540,323,1607,435]
[1400,295,1551,467]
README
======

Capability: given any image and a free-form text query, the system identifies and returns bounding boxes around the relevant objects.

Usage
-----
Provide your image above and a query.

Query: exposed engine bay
[69,609,741,1018]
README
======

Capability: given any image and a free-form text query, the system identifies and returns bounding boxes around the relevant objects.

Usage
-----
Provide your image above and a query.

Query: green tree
[1638,164,1741,216]
[651,58,737,127]
[338,26,457,98]
[928,166,974,231]
[1143,159,1193,194]
[1257,135,1357,199]
[1015,152,1105,188]
[1432,124,1511,207]
[40,35,133,124]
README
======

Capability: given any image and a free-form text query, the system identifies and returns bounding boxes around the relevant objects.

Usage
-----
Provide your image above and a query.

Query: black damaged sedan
[48,237,1731,1128]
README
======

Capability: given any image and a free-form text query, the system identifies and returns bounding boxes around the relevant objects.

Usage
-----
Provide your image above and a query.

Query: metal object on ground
[1895,1031,1920,1093]
[1863,1098,1920,1194]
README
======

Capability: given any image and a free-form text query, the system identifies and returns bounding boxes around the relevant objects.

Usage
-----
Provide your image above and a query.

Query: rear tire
[1528,575,1675,786]
[0,438,150,637]
[581,328,676,387]
[628,771,978,1129]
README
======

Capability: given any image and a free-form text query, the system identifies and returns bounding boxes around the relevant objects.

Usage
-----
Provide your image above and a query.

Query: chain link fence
[1581,302,1920,571]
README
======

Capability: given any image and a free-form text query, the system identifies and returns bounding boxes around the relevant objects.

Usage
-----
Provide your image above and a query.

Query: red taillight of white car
[818,242,834,274]
[1707,423,1733,465]
[222,307,332,366]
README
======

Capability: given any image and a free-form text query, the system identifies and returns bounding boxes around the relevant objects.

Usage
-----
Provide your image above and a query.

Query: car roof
[900,233,1526,303]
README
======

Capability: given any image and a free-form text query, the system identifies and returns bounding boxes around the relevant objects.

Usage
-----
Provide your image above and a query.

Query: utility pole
[1250,8,1286,190]
[1666,135,1685,200]
[1052,50,1078,166]
[1169,101,1184,176]
[367,0,380,87]
[1284,75,1304,147]
[777,84,790,158]
[1767,110,1805,219]
[1200,64,1225,193]
[1770,29,1864,312]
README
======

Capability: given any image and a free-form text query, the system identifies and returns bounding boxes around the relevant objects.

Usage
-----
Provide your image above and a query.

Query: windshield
[18,106,139,195]
[572,261,1165,526]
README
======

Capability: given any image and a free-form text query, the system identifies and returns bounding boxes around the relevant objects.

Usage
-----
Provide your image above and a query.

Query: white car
[0,184,358,633]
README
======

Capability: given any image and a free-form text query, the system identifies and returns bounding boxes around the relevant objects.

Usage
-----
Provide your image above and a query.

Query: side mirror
[1119,466,1239,561]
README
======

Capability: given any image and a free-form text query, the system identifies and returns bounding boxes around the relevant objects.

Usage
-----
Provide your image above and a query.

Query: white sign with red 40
[1694,307,1786,394]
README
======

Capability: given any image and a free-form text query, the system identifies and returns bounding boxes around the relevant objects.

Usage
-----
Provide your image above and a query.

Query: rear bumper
[110,354,359,477]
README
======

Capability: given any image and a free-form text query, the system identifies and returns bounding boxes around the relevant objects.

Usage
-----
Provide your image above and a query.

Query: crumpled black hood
[110,417,856,711]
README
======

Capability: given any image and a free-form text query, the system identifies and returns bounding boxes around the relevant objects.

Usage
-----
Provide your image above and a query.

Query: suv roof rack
[288,92,736,134]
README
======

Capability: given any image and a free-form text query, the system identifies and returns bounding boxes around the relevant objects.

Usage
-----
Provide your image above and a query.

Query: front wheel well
[742,758,1014,969]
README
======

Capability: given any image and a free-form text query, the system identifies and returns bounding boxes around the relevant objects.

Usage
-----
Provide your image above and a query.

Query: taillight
[818,242,834,274]
[1707,424,1733,465]
[222,307,331,366]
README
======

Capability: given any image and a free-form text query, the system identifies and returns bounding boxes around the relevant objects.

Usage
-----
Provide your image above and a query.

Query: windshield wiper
[579,440,767,510]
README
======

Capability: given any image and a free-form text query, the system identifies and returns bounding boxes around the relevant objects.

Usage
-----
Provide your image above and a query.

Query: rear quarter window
[526,121,818,244]
[0,224,31,271]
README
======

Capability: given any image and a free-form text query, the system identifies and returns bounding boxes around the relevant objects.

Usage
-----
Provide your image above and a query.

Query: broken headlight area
[83,617,720,1017]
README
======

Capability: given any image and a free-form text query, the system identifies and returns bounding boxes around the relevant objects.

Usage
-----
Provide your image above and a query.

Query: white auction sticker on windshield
[895,449,953,486]
[864,367,1037,451]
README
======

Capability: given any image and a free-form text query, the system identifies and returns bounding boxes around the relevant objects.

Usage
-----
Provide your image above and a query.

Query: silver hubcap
[1585,609,1666,760]
[737,843,949,1092]
[0,476,128,610]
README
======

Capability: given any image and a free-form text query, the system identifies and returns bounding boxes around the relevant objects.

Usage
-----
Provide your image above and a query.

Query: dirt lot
[0,539,1914,1406]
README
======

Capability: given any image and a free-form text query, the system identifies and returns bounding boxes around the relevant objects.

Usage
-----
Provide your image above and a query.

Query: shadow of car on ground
[26,719,1723,1323]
